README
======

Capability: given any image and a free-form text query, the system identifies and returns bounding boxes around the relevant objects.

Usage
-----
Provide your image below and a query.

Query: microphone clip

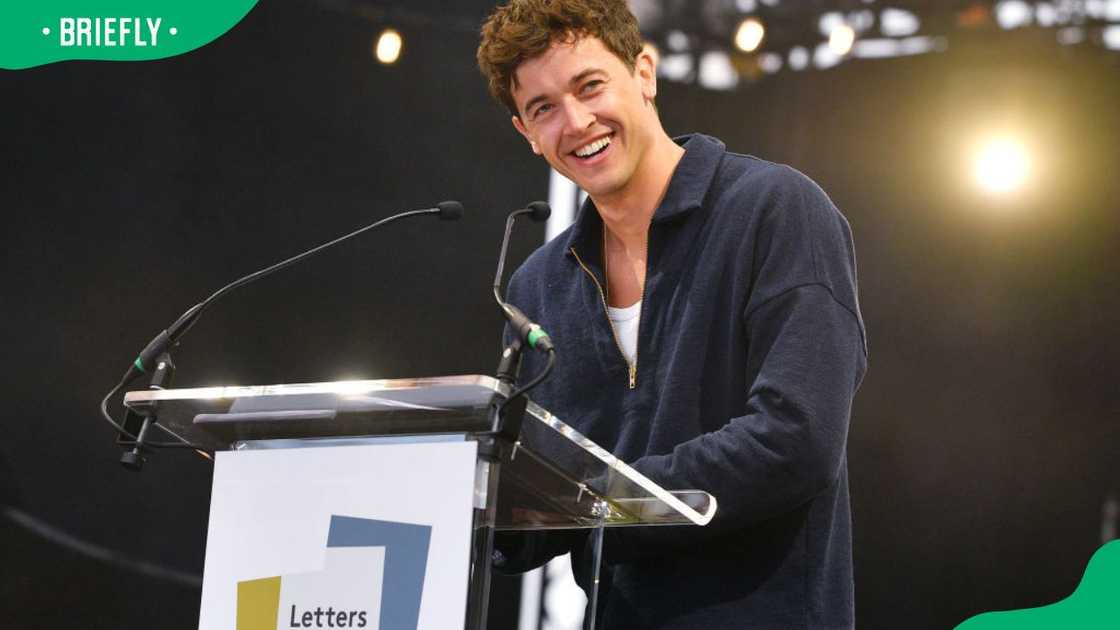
[118,352,176,471]
[479,336,527,461]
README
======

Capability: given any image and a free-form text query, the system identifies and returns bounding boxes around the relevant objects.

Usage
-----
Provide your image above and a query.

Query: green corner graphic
[956,540,1120,629]
[0,1,259,70]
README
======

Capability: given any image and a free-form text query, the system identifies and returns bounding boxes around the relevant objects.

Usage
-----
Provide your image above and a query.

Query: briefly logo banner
[0,0,259,70]
[199,441,476,630]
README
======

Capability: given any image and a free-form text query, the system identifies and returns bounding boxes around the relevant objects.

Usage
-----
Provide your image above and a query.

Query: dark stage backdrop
[2,2,1117,629]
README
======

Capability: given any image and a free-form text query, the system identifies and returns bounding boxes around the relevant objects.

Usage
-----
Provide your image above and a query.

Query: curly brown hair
[477,0,644,117]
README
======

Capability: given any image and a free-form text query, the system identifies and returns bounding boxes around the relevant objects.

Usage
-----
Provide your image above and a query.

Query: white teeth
[574,136,611,157]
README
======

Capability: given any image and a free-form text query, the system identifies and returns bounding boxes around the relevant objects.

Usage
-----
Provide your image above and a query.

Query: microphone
[126,201,464,382]
[525,200,550,222]
[436,200,464,221]
[102,201,464,446]
[489,201,557,438]
[493,201,553,353]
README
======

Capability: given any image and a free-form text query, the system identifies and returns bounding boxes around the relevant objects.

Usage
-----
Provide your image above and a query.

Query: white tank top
[607,299,642,365]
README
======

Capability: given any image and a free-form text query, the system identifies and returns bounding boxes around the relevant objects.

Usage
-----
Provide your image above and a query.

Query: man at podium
[477,1,867,628]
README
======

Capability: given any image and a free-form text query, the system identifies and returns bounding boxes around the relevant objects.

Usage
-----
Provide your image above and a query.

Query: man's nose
[560,96,594,134]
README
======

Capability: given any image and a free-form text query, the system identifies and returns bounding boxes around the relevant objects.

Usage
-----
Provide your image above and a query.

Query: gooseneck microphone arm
[101,200,465,448]
[491,201,556,421]
[129,200,464,384]
[493,201,555,356]
[492,201,548,305]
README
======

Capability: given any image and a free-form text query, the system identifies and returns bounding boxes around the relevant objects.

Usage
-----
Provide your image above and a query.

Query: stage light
[958,4,992,28]
[374,28,402,65]
[1036,3,1059,27]
[881,8,920,37]
[666,29,690,52]
[853,36,946,59]
[973,137,1031,193]
[697,51,738,90]
[734,18,765,52]
[1057,26,1085,45]
[819,11,844,37]
[658,53,692,81]
[849,9,875,32]
[829,24,856,56]
[759,51,783,73]
[853,38,901,58]
[995,1,1032,29]
[1105,25,1120,50]
[814,42,842,69]
[788,46,809,71]
[900,35,944,55]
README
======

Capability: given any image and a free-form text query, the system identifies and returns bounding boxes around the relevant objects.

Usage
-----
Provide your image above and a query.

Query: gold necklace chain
[602,228,610,305]
[602,227,648,308]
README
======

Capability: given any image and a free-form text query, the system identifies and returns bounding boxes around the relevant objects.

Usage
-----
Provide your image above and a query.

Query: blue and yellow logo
[236,515,432,630]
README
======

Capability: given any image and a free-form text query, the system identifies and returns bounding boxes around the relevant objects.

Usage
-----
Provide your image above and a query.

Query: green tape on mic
[527,326,550,349]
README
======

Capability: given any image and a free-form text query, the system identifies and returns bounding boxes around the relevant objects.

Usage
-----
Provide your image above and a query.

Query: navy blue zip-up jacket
[502,134,868,629]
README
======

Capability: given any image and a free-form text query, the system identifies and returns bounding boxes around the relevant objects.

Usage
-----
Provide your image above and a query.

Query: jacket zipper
[570,246,638,389]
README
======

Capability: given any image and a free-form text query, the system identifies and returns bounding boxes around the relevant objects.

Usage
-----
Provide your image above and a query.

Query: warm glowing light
[375,28,402,64]
[829,24,856,55]
[734,18,765,52]
[974,137,1031,193]
[331,380,379,396]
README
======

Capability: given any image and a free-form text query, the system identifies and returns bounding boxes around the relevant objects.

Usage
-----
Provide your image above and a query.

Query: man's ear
[511,115,541,155]
[636,43,658,101]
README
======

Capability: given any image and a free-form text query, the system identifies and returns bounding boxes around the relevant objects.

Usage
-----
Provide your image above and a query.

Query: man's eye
[582,80,603,93]
[533,103,553,119]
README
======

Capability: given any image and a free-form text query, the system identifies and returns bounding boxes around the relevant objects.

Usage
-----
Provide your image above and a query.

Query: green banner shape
[0,0,259,70]
[956,540,1120,629]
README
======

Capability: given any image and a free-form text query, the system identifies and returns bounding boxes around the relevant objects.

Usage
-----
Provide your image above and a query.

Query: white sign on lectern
[197,440,477,630]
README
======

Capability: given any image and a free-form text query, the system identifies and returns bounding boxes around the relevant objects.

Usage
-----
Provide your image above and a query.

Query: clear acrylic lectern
[124,374,716,630]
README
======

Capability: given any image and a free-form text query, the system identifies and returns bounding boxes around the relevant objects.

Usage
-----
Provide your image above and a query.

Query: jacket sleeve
[604,168,868,561]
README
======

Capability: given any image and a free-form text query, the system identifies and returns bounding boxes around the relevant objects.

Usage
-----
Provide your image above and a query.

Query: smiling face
[510,35,659,204]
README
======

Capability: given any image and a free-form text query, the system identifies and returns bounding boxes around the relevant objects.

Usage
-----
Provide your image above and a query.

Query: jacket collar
[563,133,725,258]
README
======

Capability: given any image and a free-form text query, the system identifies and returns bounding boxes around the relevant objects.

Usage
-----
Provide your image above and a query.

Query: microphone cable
[498,347,556,416]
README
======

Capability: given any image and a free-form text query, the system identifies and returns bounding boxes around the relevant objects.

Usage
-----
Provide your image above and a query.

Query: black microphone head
[436,200,464,221]
[526,201,551,222]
